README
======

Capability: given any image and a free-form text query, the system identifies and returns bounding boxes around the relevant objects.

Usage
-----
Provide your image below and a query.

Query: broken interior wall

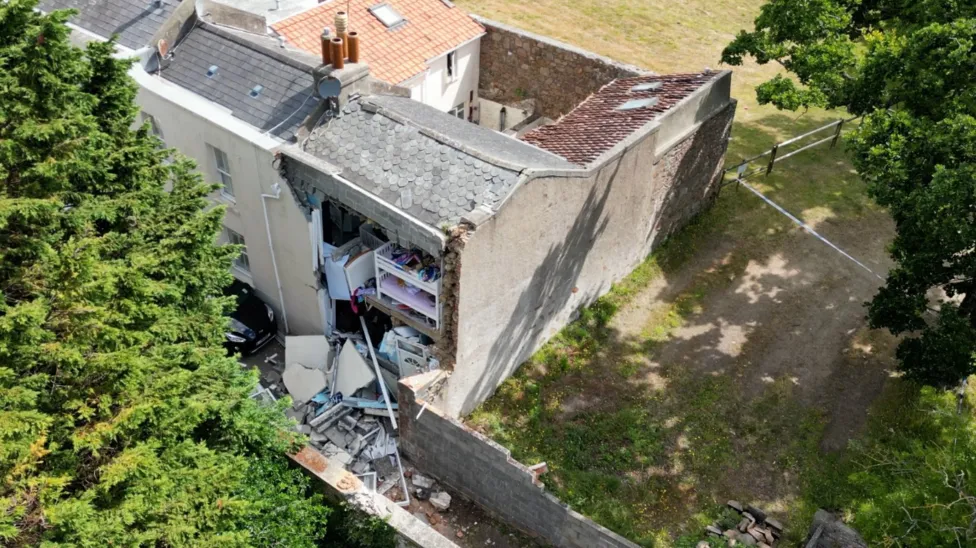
[280,149,448,257]
[290,447,459,548]
[428,224,471,376]
[475,15,644,120]
[398,372,639,548]
[445,73,735,417]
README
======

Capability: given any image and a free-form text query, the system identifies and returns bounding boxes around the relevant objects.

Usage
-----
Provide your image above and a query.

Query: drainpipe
[262,182,290,335]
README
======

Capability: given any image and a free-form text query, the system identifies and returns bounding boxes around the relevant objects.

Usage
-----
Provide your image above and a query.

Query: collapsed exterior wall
[399,372,639,548]
[290,447,460,548]
[444,77,735,416]
[475,15,645,119]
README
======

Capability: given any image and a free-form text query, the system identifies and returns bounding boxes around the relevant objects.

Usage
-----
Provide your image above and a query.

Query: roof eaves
[422,30,485,64]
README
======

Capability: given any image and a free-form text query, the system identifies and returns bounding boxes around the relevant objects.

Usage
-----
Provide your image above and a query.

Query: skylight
[369,3,405,28]
[630,82,662,92]
[616,97,660,111]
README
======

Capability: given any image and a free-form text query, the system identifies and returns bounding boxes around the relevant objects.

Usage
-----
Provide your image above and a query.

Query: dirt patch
[468,186,899,543]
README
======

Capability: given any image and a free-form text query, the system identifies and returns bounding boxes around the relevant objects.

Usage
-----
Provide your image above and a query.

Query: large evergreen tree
[0,1,329,544]
[722,0,976,389]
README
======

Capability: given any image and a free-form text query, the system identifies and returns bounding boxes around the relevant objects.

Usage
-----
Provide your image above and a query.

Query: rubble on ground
[700,501,783,547]
[249,323,467,533]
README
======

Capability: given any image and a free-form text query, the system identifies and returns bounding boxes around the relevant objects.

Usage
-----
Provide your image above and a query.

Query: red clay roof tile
[272,0,484,85]
[520,73,717,166]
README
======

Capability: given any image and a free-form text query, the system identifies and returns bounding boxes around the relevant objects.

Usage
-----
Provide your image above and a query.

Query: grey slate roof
[38,0,179,50]
[368,95,577,171]
[301,99,523,226]
[159,24,320,140]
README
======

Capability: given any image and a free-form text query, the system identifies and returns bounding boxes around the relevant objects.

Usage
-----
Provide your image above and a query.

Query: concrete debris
[411,473,435,489]
[351,460,370,474]
[285,335,334,371]
[309,431,328,444]
[275,327,459,516]
[377,478,397,495]
[282,361,328,403]
[284,407,304,423]
[702,501,783,547]
[334,339,376,398]
[429,491,451,511]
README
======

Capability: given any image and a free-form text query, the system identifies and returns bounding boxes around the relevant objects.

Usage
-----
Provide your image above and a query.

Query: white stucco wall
[131,67,323,336]
[406,38,481,116]
[443,73,736,417]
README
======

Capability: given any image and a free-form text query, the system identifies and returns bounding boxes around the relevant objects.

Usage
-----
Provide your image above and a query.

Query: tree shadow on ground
[467,113,897,544]
[460,104,735,416]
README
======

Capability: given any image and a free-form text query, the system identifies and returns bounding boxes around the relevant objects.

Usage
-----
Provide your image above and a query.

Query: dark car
[224,279,277,356]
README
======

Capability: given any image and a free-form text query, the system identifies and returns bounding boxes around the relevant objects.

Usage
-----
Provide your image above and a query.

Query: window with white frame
[445,50,457,83]
[368,3,405,28]
[226,228,250,273]
[209,144,234,197]
[448,102,465,120]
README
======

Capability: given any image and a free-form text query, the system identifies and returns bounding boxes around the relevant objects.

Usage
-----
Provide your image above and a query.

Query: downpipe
[261,182,290,335]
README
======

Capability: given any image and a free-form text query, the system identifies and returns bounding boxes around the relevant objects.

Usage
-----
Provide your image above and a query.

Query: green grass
[467,216,830,544]
[459,0,895,545]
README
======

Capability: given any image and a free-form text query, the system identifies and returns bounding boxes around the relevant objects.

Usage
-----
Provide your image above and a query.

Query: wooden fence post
[766,145,779,175]
[830,120,844,148]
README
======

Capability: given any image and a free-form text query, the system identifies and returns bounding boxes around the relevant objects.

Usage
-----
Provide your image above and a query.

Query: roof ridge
[197,21,318,73]
[359,99,528,173]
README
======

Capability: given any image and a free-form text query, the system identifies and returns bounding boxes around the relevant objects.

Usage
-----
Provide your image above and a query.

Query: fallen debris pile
[252,324,416,507]
[700,501,783,547]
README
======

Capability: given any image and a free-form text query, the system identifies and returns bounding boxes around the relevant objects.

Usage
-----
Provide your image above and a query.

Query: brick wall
[475,16,645,120]
[289,447,459,548]
[398,372,639,548]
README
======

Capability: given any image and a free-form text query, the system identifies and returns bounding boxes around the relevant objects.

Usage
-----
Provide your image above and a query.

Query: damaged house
[279,59,734,419]
[273,42,733,542]
[42,0,734,542]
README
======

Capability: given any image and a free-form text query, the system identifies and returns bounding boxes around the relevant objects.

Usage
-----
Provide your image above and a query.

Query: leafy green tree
[0,1,329,545]
[722,1,976,389]
[816,385,976,546]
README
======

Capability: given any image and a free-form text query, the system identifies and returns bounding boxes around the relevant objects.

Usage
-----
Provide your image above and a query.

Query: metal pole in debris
[359,316,398,430]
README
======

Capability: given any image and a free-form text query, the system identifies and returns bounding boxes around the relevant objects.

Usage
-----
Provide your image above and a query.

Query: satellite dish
[317,77,341,98]
[157,38,169,58]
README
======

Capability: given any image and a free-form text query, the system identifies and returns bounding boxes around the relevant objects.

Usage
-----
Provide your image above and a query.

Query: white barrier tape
[737,179,885,281]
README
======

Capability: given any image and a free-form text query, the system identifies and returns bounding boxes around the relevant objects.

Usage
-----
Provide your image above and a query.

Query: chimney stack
[335,11,349,60]
[347,31,360,63]
[320,28,331,65]
[329,37,344,69]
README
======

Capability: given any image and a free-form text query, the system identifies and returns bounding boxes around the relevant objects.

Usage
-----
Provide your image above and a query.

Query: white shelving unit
[374,242,441,329]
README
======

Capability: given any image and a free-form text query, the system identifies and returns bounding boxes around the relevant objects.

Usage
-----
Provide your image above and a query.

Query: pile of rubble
[252,325,413,506]
[701,501,783,547]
